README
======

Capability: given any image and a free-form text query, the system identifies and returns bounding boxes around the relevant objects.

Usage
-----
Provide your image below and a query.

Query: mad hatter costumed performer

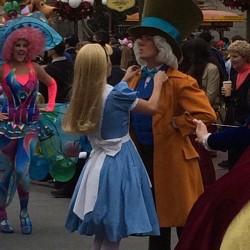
[0,13,62,234]
[128,0,217,249]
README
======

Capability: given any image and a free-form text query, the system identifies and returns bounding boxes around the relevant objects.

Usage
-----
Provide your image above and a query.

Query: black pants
[136,143,154,187]
[149,227,183,250]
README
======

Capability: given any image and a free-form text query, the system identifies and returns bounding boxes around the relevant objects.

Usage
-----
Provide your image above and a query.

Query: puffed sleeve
[110,82,138,111]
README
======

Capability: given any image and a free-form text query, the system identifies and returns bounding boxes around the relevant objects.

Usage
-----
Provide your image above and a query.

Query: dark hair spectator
[54,40,66,56]
[40,41,74,103]
[110,46,122,65]
[64,34,79,62]
[92,31,110,46]
[231,35,245,43]
[180,37,223,93]
[199,31,214,43]
[199,31,227,83]
[179,37,220,189]
[64,34,79,47]
[222,37,230,44]
[107,46,126,86]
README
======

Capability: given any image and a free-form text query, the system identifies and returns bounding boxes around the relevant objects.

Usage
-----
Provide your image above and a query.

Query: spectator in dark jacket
[64,34,79,62]
[107,46,126,86]
[39,41,73,103]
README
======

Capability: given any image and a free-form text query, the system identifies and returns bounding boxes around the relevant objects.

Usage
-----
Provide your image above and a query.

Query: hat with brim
[128,0,203,61]
[0,11,62,53]
[128,17,182,61]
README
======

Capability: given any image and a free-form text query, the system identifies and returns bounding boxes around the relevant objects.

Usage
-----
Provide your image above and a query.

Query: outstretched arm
[34,62,57,111]
[193,119,250,151]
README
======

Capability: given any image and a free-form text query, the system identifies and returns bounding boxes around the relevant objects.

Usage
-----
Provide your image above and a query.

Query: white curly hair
[133,36,178,69]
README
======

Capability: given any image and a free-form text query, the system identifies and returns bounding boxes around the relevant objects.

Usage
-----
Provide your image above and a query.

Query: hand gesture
[221,83,232,97]
[122,65,141,82]
[221,86,227,96]
[39,107,54,112]
[0,113,9,121]
[193,119,209,144]
[153,70,168,85]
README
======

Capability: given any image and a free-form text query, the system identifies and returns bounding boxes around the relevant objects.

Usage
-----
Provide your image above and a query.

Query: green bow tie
[141,67,158,79]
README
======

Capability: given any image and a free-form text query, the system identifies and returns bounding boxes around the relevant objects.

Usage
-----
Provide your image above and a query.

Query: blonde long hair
[62,44,108,135]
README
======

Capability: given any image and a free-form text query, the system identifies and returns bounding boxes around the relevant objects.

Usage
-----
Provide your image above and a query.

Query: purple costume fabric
[175,146,250,250]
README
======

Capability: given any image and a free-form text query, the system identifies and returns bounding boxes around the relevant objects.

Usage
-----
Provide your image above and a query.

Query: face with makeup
[13,39,29,62]
[136,35,159,60]
[135,35,160,68]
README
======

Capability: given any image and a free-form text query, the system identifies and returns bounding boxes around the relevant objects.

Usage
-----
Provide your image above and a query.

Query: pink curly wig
[2,27,46,63]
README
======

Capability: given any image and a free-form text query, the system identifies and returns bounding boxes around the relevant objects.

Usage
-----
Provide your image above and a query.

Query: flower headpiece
[119,38,133,49]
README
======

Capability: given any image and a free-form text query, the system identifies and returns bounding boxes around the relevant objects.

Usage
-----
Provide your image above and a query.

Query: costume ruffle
[29,103,89,182]
[0,120,39,139]
[1,103,91,208]
[65,83,159,241]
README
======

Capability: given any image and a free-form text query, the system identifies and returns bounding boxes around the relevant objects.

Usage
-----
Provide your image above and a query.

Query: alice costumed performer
[64,43,168,249]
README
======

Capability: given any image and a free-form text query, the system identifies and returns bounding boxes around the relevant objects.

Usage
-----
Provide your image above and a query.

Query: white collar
[144,64,164,85]
[52,56,67,63]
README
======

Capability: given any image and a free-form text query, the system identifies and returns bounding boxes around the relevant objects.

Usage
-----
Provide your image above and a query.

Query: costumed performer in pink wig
[0,26,58,234]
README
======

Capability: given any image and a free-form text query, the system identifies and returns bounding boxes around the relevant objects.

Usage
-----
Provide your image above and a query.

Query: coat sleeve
[172,73,217,137]
[207,126,250,151]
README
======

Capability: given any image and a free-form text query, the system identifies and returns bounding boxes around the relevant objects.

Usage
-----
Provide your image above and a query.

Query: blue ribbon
[141,17,181,43]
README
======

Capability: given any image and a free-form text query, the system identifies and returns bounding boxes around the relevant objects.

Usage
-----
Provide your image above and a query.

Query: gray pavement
[0,151,228,250]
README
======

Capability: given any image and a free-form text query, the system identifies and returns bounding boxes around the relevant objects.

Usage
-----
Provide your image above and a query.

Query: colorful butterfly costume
[0,63,40,220]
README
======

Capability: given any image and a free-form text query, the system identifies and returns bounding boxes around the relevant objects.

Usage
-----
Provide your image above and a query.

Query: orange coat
[129,68,217,227]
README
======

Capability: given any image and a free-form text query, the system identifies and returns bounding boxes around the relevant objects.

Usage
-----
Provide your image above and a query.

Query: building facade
[200,0,246,40]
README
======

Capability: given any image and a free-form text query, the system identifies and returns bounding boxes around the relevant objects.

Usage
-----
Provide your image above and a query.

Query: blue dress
[65,82,160,242]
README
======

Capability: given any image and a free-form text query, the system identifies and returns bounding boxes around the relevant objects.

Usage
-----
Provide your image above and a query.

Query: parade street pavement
[0,151,228,250]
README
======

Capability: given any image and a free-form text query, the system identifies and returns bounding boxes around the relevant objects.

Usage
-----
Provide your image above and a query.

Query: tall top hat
[128,0,203,61]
